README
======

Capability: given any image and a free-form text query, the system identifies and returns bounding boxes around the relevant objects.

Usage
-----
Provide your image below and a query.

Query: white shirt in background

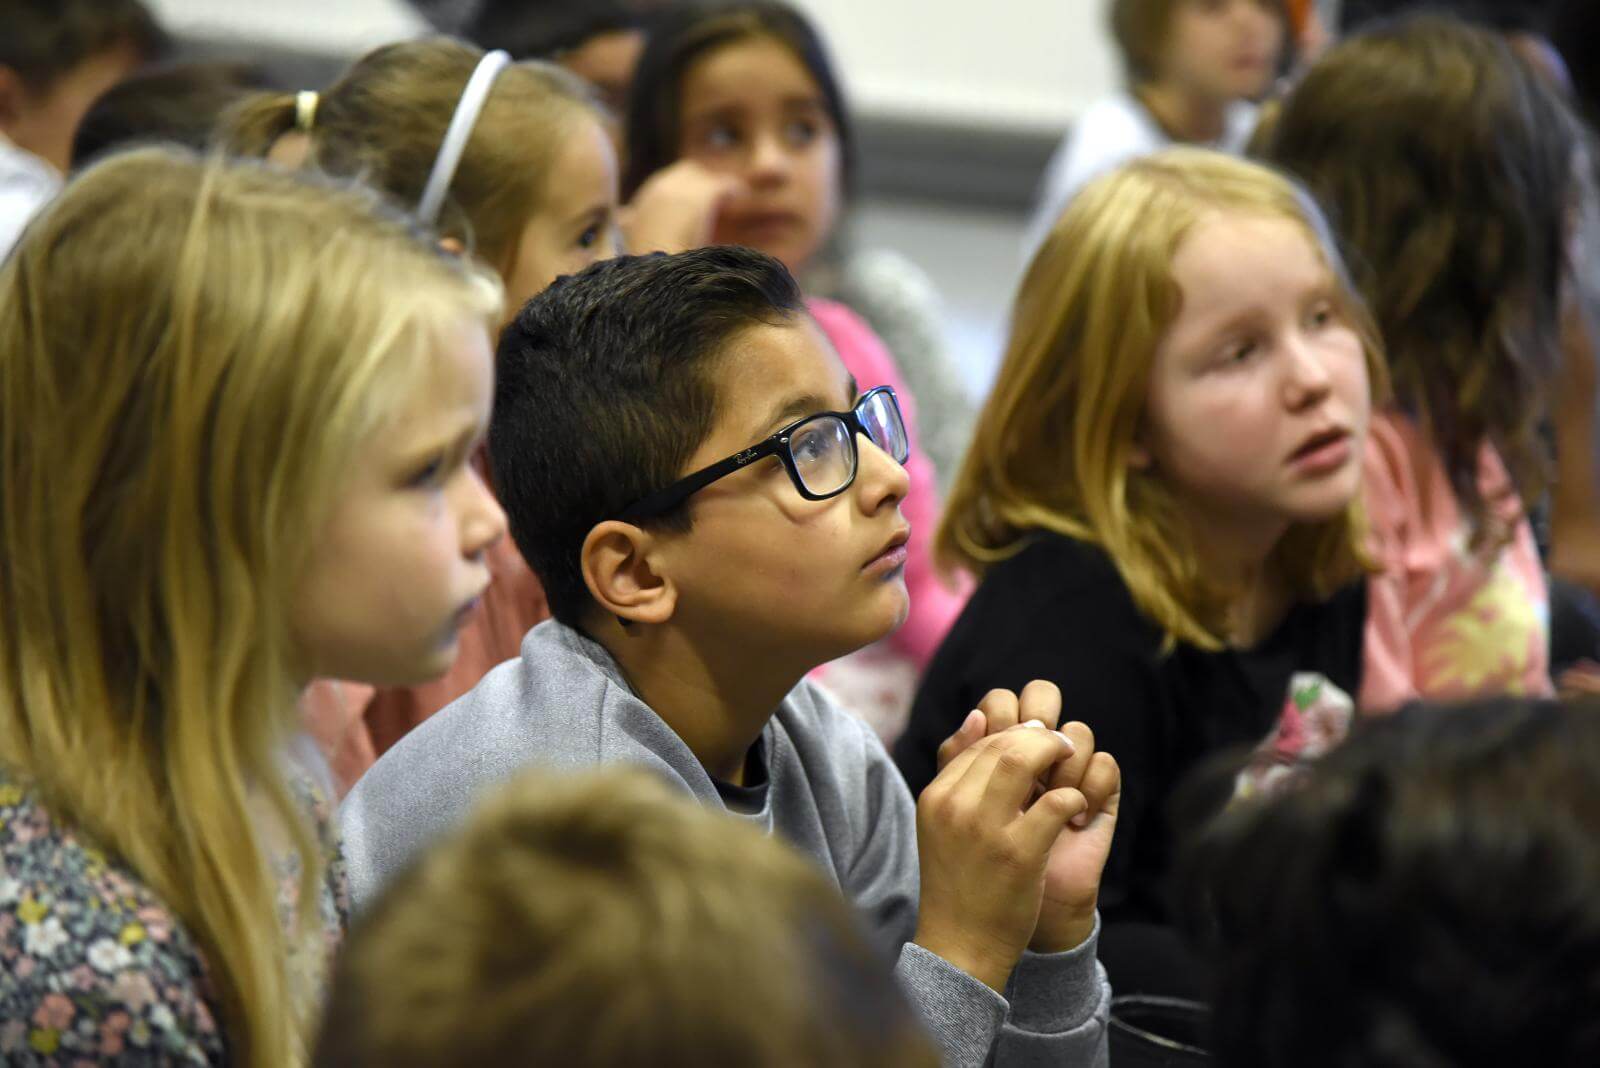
[0,135,62,259]
[1021,92,1259,262]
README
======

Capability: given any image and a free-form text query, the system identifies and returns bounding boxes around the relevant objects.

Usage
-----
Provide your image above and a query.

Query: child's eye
[577,225,600,249]
[1306,304,1337,330]
[784,119,819,147]
[407,455,446,488]
[703,123,739,151]
[1222,340,1257,365]
[791,424,834,465]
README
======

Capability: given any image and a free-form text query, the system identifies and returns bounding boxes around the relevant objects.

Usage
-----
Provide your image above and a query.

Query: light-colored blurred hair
[317,766,940,1068]
[0,146,501,1066]
[221,36,599,276]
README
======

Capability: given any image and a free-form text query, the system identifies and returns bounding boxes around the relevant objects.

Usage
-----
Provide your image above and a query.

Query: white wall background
[788,0,1119,132]
[142,0,1118,390]
[144,0,429,54]
[144,0,1122,132]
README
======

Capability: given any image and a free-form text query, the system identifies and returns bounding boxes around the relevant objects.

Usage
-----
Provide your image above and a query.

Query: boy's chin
[827,586,910,658]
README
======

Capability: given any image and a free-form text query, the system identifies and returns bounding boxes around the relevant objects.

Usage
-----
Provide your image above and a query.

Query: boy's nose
[855,432,910,509]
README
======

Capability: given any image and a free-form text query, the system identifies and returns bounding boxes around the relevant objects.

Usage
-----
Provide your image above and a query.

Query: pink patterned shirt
[1359,411,1552,713]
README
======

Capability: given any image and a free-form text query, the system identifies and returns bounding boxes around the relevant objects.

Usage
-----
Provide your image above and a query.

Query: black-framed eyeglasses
[618,386,909,522]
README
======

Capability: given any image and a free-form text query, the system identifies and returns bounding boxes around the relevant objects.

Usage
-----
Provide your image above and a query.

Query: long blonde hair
[0,147,500,1066]
[941,148,1386,649]
[220,37,598,275]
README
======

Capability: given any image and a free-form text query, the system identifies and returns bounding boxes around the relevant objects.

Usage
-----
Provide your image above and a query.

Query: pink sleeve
[807,298,970,668]
[1357,412,1553,712]
[1358,415,1421,714]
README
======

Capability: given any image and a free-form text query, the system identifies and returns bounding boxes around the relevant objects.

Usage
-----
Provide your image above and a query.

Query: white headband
[416,49,511,225]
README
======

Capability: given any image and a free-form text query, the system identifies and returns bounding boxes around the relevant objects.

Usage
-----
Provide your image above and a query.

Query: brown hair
[315,767,939,1068]
[1,0,166,91]
[1259,15,1583,541]
[1178,697,1600,1066]
[941,149,1384,649]
[220,37,598,273]
[1110,0,1286,85]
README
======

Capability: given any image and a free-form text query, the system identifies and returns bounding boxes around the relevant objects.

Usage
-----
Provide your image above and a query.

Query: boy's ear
[580,520,677,626]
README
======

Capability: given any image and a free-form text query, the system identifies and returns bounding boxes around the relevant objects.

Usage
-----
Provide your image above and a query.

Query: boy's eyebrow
[756,392,833,437]
[755,376,856,438]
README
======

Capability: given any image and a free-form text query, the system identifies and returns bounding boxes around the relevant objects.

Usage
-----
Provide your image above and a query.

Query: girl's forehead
[683,34,823,104]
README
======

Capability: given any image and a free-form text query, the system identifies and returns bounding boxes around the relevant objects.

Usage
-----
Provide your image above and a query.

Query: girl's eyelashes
[700,122,740,152]
[784,118,819,147]
[574,210,613,251]
[1222,338,1259,365]
[407,454,446,489]
[407,434,481,490]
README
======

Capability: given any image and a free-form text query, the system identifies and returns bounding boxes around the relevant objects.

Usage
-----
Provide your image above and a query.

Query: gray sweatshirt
[339,621,1111,1068]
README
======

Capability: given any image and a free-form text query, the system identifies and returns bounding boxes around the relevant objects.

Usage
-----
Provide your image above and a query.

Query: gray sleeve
[896,942,1008,1068]
[842,723,1110,1068]
[997,916,1113,1067]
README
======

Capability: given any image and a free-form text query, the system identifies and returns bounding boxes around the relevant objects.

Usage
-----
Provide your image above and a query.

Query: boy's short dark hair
[463,0,654,60]
[71,61,269,168]
[315,766,938,1068]
[490,246,804,626]
[1,0,167,92]
[1177,697,1600,1067]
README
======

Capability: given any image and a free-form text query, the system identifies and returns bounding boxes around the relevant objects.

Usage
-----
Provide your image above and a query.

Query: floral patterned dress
[0,767,348,1065]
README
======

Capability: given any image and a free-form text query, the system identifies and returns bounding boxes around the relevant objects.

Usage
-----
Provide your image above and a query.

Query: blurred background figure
[461,0,670,116]
[1021,0,1288,260]
[71,60,269,168]
[0,0,166,252]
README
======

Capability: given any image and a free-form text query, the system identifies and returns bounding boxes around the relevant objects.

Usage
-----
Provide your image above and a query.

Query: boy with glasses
[340,247,1118,1067]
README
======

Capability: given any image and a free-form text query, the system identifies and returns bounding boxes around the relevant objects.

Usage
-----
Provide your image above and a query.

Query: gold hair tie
[294,90,319,133]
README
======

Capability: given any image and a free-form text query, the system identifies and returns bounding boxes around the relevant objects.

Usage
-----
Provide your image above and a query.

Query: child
[225,38,730,786]
[1177,696,1600,1066]
[0,0,163,253]
[318,766,940,1067]
[1259,15,1582,710]
[71,61,269,168]
[1021,0,1286,260]
[340,246,1120,1067]
[896,149,1382,998]
[622,0,973,737]
[462,0,659,116]
[0,148,506,1065]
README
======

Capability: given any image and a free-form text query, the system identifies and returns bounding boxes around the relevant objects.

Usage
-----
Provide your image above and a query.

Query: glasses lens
[790,415,854,496]
[860,390,909,463]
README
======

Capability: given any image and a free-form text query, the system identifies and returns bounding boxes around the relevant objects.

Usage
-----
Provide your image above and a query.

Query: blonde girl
[0,147,505,1066]
[895,148,1385,1000]
[225,38,729,785]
